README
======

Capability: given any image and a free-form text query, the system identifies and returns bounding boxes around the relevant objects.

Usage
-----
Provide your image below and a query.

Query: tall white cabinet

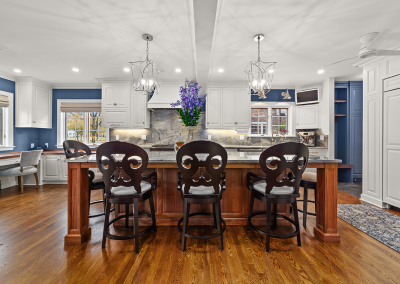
[15,77,52,128]
[357,53,400,208]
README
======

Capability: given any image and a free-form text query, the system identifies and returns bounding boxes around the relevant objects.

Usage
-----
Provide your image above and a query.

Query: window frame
[0,90,14,151]
[57,99,109,148]
[248,101,296,137]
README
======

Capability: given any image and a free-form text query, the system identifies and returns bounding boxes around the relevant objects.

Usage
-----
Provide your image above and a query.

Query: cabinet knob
[143,122,144,124]
[113,103,117,106]
[111,124,120,126]
[33,121,36,123]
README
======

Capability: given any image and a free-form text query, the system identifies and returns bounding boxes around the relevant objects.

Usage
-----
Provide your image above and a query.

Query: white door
[33,85,52,128]
[60,156,69,181]
[115,85,131,107]
[383,88,400,207]
[206,88,221,128]
[235,88,250,128]
[102,86,115,107]
[296,104,319,129]
[222,88,236,128]
[102,108,130,128]
[42,155,61,180]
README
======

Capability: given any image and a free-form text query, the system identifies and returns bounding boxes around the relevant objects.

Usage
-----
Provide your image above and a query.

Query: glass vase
[186,125,196,143]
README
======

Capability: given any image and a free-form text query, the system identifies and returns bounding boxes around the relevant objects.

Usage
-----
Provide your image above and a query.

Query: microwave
[295,88,319,105]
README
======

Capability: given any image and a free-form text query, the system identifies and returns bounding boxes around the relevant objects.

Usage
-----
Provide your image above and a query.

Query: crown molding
[15,76,52,89]
[0,72,16,82]
[52,83,101,89]
[208,80,294,89]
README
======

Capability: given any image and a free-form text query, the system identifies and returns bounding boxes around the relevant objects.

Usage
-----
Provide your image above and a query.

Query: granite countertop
[145,144,328,150]
[65,150,341,164]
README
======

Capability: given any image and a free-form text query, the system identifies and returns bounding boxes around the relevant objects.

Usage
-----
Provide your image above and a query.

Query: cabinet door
[235,88,250,128]
[33,85,52,128]
[102,108,130,128]
[206,88,222,128]
[15,83,33,127]
[296,104,319,129]
[42,155,61,180]
[383,89,400,207]
[221,88,236,128]
[102,86,115,107]
[131,91,149,128]
[115,85,131,107]
[349,84,363,178]
[60,156,69,181]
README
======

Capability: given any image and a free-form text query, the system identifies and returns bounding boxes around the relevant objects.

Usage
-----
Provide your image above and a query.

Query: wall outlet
[31,143,34,149]
[208,135,212,140]
[142,135,146,140]
[116,135,119,140]
[320,135,324,141]
[240,135,245,140]
[45,143,48,148]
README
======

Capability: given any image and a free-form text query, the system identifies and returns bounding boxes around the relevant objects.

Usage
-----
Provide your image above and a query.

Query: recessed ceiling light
[124,67,130,72]
[72,68,79,72]
[14,69,21,73]
[318,69,324,74]
[175,68,181,73]
[218,68,224,73]
[268,69,274,73]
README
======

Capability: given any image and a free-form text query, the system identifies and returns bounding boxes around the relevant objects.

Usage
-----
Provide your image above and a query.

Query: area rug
[337,204,400,253]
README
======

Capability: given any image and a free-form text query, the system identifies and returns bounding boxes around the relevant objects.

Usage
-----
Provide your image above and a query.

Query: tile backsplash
[110,110,328,148]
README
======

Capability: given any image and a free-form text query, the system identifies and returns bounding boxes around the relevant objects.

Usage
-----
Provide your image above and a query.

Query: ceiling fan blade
[376,50,400,56]
[323,55,360,68]
[368,29,391,50]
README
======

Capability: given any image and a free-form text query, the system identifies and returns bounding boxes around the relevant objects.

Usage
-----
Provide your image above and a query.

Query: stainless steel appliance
[299,131,316,147]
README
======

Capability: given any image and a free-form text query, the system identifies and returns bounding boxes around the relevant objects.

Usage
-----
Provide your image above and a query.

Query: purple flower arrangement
[279,127,288,136]
[171,79,207,126]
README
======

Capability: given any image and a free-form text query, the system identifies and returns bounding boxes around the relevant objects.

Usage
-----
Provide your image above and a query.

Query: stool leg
[88,187,91,216]
[125,204,129,228]
[181,199,190,252]
[247,191,255,232]
[265,200,272,253]
[215,200,223,251]
[302,184,309,227]
[314,187,317,215]
[133,199,139,254]
[212,203,217,230]
[149,194,157,232]
[102,200,111,249]
[273,203,277,227]
[293,200,301,247]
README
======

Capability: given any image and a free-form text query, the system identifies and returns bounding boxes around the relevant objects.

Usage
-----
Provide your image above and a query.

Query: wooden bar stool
[247,142,309,252]
[298,171,317,227]
[96,141,157,254]
[176,141,227,252]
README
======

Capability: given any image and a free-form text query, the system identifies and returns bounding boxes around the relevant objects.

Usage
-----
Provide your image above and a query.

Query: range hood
[147,84,181,109]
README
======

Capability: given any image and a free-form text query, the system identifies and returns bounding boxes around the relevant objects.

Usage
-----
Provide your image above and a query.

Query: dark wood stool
[176,141,227,252]
[63,140,112,218]
[96,141,157,254]
[298,172,317,227]
[247,142,309,252]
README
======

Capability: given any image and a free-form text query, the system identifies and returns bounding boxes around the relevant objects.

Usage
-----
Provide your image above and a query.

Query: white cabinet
[101,82,131,128]
[131,90,150,128]
[15,78,52,128]
[296,104,319,129]
[41,155,67,183]
[207,87,251,129]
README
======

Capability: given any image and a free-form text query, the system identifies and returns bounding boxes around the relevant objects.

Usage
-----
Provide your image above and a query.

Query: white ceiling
[1,0,400,88]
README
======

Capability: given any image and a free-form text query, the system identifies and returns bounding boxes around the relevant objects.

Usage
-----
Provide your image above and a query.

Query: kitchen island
[65,151,341,244]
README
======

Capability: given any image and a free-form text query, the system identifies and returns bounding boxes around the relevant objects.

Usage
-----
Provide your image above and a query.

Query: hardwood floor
[1,184,400,283]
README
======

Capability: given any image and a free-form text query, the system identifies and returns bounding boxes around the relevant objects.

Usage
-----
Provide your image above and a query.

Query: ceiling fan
[320,29,400,71]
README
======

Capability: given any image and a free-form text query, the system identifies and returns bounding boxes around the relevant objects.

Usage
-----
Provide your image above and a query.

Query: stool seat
[111,181,152,195]
[0,166,37,176]
[253,181,294,195]
[93,172,103,183]
[302,172,317,182]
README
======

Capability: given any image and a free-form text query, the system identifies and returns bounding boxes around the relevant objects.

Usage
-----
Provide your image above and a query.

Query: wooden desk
[65,154,340,245]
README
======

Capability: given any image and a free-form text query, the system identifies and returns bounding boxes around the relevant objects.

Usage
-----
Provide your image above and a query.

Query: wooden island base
[65,162,340,244]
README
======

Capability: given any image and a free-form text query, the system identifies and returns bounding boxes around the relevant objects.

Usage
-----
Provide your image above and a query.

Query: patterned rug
[337,204,400,253]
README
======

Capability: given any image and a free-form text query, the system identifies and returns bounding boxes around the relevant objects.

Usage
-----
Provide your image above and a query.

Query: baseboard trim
[42,181,68,185]
[360,194,389,208]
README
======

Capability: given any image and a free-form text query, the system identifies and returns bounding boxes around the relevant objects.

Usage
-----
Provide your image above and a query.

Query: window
[0,107,3,145]
[271,108,288,135]
[57,99,108,148]
[0,91,14,151]
[251,108,268,135]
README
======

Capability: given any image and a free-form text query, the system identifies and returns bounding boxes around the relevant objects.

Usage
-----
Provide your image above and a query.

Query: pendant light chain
[146,41,149,61]
[257,36,260,62]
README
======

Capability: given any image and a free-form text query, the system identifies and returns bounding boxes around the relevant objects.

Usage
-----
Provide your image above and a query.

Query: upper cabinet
[131,88,150,128]
[15,77,52,128]
[102,84,131,108]
[206,87,251,129]
[296,104,319,129]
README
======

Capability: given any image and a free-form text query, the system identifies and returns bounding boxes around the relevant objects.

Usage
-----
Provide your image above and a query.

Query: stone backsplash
[110,110,328,148]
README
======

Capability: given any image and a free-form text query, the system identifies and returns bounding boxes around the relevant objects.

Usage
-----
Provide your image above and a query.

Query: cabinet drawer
[102,108,131,128]
[384,75,400,92]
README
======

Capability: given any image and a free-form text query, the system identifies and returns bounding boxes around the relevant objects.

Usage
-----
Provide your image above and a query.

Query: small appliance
[299,131,316,147]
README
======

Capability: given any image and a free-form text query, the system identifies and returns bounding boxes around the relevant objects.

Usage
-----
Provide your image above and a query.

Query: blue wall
[38,89,102,150]
[251,89,295,102]
[0,77,40,152]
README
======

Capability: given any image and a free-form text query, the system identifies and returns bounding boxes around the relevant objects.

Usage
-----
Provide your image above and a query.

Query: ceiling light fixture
[175,68,181,73]
[72,68,79,72]
[124,68,130,72]
[14,69,21,73]
[218,68,224,73]
[130,34,163,95]
[318,69,324,74]
[244,34,276,99]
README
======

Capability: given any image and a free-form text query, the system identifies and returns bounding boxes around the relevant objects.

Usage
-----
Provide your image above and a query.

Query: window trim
[0,91,15,151]
[248,101,296,137]
[57,99,109,148]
